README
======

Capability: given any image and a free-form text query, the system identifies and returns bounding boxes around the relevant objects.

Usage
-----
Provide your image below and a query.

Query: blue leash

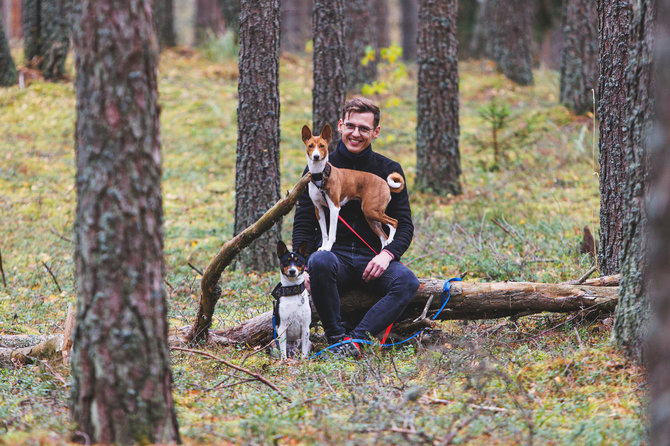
[310,277,462,359]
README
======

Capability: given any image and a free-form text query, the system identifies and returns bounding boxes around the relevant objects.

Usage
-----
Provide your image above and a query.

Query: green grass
[0,49,644,444]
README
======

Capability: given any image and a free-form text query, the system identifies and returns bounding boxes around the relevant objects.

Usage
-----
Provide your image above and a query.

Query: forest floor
[0,47,645,444]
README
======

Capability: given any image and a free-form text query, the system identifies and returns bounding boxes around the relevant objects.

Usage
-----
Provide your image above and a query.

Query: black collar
[271,282,306,300]
[310,162,331,189]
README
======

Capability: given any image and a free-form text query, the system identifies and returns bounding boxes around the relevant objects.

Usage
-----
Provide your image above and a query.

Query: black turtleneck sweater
[292,141,414,260]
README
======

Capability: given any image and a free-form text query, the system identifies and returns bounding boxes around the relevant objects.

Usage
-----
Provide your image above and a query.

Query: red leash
[336,214,394,346]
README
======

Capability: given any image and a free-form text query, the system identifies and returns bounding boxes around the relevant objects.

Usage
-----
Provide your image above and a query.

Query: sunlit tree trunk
[559,0,598,115]
[0,14,16,86]
[416,0,460,195]
[234,0,281,272]
[648,1,670,439]
[491,0,533,85]
[613,0,655,364]
[312,0,346,150]
[597,0,632,276]
[154,0,176,49]
[71,1,180,443]
[400,0,417,61]
[343,0,377,90]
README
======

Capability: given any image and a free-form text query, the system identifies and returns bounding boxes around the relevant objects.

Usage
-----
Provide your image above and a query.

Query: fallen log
[176,278,619,347]
[0,335,64,367]
[189,173,311,344]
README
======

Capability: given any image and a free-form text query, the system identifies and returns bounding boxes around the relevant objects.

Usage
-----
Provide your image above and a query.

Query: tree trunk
[154,0,176,49]
[372,0,389,50]
[416,0,461,195]
[597,0,632,276]
[0,13,16,86]
[491,0,534,86]
[233,0,281,272]
[21,0,39,62]
[648,0,670,439]
[468,0,490,59]
[612,0,655,365]
[559,0,598,115]
[280,0,311,53]
[219,0,240,41]
[194,279,620,347]
[71,2,180,443]
[343,0,377,90]
[312,0,346,151]
[400,0,418,61]
[194,0,224,45]
[22,0,71,79]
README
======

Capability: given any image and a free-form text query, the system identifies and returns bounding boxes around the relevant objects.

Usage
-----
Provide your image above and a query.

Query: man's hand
[362,250,394,282]
[304,272,311,293]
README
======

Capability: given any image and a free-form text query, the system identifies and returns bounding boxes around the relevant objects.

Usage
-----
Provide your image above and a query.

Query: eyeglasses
[343,122,373,136]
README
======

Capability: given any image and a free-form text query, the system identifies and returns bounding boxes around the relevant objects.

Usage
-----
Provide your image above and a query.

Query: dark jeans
[307,244,420,342]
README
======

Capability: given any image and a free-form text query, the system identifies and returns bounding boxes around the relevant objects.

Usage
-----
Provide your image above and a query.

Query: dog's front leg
[314,205,330,250]
[300,325,311,358]
[277,325,288,360]
[321,194,340,251]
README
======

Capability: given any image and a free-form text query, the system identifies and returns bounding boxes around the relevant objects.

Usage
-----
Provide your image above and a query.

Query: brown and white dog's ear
[301,125,313,143]
[277,241,288,258]
[320,123,332,143]
[297,242,309,259]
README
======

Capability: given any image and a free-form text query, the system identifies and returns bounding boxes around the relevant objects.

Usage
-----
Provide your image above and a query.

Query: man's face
[338,111,380,154]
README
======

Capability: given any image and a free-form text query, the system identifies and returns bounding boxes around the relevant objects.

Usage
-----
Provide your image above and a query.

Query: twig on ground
[413,295,435,322]
[426,397,509,413]
[0,248,6,287]
[439,408,484,446]
[38,359,68,386]
[188,262,204,276]
[490,218,522,242]
[171,346,289,401]
[49,226,72,243]
[41,261,62,293]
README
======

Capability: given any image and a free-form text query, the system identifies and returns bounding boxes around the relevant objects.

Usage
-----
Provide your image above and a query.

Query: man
[292,97,419,357]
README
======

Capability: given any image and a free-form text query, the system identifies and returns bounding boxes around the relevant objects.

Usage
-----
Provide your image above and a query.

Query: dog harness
[271,282,307,329]
[310,162,331,189]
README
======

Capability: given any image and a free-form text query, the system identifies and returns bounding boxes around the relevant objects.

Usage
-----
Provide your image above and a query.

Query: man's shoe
[328,336,361,359]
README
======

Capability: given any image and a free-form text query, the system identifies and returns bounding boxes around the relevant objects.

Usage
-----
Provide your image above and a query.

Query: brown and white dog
[302,124,405,252]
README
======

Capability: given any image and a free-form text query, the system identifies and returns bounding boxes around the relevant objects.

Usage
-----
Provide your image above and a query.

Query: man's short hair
[342,97,381,128]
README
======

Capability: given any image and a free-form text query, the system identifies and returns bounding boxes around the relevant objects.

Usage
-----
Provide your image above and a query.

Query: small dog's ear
[320,123,332,142]
[277,241,288,258]
[297,242,309,258]
[301,125,312,143]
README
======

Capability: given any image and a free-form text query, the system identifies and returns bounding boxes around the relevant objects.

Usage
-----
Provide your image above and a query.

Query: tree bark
[312,0,346,151]
[416,0,461,196]
[491,0,534,86]
[343,0,377,90]
[372,0,389,50]
[597,0,632,276]
[280,0,311,53]
[234,0,281,272]
[154,0,176,49]
[190,174,311,344]
[559,0,598,115]
[648,0,670,439]
[71,1,180,443]
[22,0,71,79]
[0,13,16,86]
[188,279,620,347]
[468,0,490,59]
[218,0,240,41]
[194,0,224,45]
[400,0,418,61]
[613,0,655,364]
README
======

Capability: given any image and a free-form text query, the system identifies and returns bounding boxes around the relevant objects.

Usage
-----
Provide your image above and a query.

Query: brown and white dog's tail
[387,172,405,193]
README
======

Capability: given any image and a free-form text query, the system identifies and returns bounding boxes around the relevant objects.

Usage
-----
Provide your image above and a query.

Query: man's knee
[393,268,420,302]
[307,250,338,276]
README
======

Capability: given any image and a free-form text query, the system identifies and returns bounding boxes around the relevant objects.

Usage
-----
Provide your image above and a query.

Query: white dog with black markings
[272,241,311,359]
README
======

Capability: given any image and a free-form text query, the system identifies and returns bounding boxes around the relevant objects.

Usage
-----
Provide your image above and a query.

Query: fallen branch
[171,346,289,401]
[189,173,311,344]
[0,335,64,367]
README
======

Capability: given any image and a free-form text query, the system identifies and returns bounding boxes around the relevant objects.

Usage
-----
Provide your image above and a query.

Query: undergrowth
[0,49,644,444]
